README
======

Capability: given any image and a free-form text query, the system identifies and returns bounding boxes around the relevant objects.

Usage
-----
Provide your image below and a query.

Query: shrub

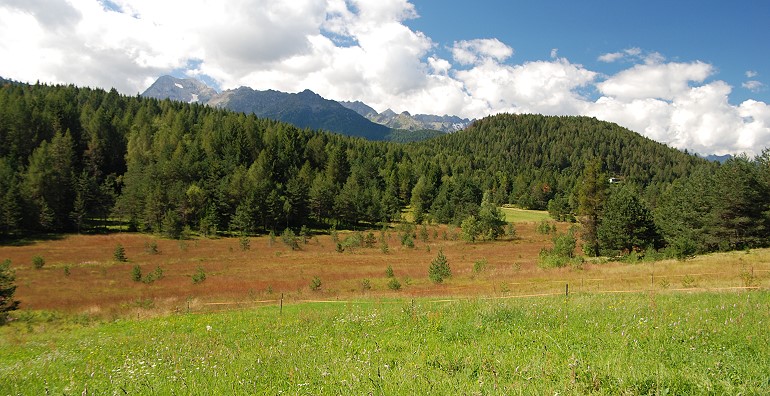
[310,276,322,291]
[380,239,389,254]
[131,265,142,282]
[32,256,45,269]
[144,241,159,255]
[192,266,206,284]
[300,225,311,244]
[281,229,300,250]
[239,235,250,251]
[429,250,451,284]
[361,278,372,291]
[473,258,488,274]
[388,278,402,291]
[400,233,414,248]
[143,266,164,284]
[385,265,394,278]
[537,219,556,235]
[63,265,71,277]
[114,244,128,262]
[363,232,377,248]
[419,224,429,242]
[505,223,517,239]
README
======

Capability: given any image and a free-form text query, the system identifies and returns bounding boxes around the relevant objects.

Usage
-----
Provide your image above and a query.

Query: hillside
[2,81,768,255]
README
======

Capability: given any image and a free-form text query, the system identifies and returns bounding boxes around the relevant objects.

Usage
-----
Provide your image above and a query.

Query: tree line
[1,80,768,257]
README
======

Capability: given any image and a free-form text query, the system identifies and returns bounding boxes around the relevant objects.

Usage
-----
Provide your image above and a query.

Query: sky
[0,0,768,156]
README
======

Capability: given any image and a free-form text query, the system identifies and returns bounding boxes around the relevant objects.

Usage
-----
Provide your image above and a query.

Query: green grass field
[2,291,769,394]
[500,206,552,223]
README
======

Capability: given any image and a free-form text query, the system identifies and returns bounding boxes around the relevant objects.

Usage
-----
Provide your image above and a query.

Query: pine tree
[0,259,20,324]
[428,250,451,283]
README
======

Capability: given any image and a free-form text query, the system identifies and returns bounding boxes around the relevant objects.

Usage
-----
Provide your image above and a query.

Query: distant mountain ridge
[142,75,218,104]
[141,75,473,141]
[340,101,473,132]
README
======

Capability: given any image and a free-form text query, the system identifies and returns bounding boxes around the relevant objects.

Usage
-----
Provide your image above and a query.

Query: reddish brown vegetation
[1,222,767,316]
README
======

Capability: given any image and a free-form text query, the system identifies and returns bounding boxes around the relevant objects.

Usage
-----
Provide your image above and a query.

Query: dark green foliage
[577,158,607,257]
[144,241,159,255]
[598,185,661,256]
[473,258,488,274]
[239,235,250,251]
[114,244,127,262]
[460,215,481,242]
[131,265,142,282]
[385,265,394,278]
[32,255,45,269]
[281,228,300,250]
[192,266,206,284]
[387,278,402,291]
[6,79,767,259]
[428,250,451,284]
[361,278,371,291]
[0,259,19,323]
[310,276,321,291]
[538,230,579,269]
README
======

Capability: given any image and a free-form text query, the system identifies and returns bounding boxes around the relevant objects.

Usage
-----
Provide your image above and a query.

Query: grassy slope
[500,207,552,223]
[2,292,769,394]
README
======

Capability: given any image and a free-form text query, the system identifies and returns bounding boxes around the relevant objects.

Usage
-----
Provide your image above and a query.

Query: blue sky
[0,0,768,155]
[407,0,768,104]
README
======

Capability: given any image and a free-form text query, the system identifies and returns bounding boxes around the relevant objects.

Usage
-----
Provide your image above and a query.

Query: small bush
[506,223,517,239]
[114,244,128,262]
[419,224,429,242]
[388,278,402,291]
[300,225,310,244]
[144,241,159,255]
[428,250,451,284]
[473,258,488,274]
[361,278,372,291]
[386,265,394,278]
[131,265,142,282]
[281,229,300,250]
[363,232,377,248]
[536,219,556,235]
[63,265,71,277]
[32,256,45,270]
[681,275,696,288]
[310,276,322,291]
[192,266,206,284]
[401,233,414,248]
[142,266,164,284]
[380,239,389,254]
[239,235,250,251]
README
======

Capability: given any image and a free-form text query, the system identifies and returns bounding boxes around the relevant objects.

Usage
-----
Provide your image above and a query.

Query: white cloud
[597,61,713,101]
[451,39,513,66]
[0,0,768,155]
[743,80,765,92]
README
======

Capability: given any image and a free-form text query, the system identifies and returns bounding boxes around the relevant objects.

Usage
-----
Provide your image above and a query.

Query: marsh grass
[2,292,768,394]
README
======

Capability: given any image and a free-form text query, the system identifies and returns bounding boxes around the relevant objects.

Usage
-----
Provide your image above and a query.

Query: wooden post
[280,293,283,315]
[565,283,569,297]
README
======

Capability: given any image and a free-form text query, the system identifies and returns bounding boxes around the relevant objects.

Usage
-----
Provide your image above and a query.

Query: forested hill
[0,81,718,241]
[414,114,706,208]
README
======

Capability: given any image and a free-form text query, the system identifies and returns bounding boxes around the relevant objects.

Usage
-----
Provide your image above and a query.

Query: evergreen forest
[1,80,769,257]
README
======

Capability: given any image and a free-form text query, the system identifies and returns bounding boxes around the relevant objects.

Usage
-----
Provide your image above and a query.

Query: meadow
[1,292,769,394]
[2,218,770,394]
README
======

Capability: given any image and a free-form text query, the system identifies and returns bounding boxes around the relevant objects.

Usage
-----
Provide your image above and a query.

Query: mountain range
[141,75,470,141]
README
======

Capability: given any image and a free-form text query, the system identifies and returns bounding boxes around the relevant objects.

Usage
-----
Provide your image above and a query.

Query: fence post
[565,283,569,297]
[280,293,283,315]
